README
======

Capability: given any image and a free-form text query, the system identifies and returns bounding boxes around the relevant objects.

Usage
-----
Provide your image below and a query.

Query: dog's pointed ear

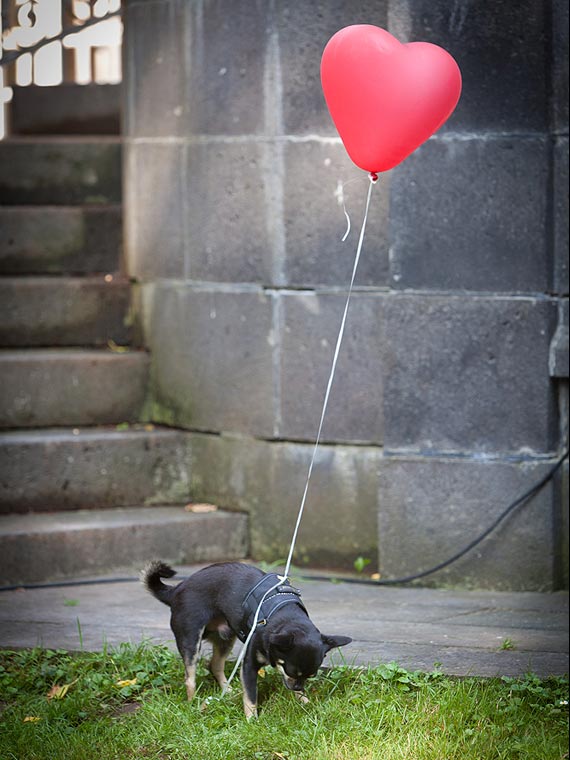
[269,632,295,650]
[321,634,352,652]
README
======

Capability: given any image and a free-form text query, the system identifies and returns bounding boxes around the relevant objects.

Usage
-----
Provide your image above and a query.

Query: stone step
[0,506,249,585]
[0,137,121,205]
[0,426,193,514]
[0,276,132,347]
[0,349,149,428]
[0,205,122,275]
[10,84,121,136]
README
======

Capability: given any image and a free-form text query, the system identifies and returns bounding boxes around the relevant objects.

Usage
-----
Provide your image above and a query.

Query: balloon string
[218,173,377,701]
[282,172,377,581]
[341,205,351,242]
[338,174,376,242]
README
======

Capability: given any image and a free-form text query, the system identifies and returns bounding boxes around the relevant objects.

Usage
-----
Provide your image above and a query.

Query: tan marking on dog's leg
[209,644,231,692]
[184,657,198,700]
[183,631,203,701]
[240,664,258,720]
[242,693,258,720]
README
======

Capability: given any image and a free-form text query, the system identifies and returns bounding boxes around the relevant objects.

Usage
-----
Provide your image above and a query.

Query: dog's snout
[285,676,305,692]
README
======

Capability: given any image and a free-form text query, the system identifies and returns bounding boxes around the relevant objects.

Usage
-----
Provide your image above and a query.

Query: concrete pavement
[0,566,567,679]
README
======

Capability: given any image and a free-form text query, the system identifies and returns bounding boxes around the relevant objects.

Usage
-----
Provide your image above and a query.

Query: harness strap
[235,573,308,643]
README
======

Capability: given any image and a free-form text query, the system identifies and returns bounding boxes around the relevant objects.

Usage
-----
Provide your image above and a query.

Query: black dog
[142,561,352,718]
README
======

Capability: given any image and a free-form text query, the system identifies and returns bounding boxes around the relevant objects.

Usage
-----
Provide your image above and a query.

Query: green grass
[0,643,567,760]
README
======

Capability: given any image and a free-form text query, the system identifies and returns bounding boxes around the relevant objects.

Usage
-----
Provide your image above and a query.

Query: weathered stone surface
[377,456,559,591]
[0,507,248,585]
[0,206,122,275]
[554,137,569,295]
[552,0,569,132]
[0,426,193,513]
[185,0,268,136]
[142,283,275,437]
[124,142,185,280]
[0,277,132,347]
[0,138,121,205]
[383,294,558,455]
[123,0,187,138]
[283,141,390,287]
[389,138,550,293]
[184,142,273,283]
[117,0,568,591]
[190,432,380,570]
[0,349,149,428]
[10,84,120,136]
[389,0,549,134]
[276,0,388,135]
[278,291,384,443]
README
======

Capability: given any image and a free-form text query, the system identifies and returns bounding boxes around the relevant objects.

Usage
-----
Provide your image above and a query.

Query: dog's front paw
[243,697,258,720]
[294,691,309,705]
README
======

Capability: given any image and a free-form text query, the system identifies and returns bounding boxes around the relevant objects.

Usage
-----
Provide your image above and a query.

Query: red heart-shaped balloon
[321,25,462,173]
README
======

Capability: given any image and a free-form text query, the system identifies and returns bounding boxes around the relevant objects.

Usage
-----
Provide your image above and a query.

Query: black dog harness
[235,573,308,643]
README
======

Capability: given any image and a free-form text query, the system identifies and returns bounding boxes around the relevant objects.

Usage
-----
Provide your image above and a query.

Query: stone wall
[123,0,569,589]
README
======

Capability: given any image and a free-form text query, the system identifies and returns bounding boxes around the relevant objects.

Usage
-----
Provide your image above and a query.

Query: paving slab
[0,566,566,679]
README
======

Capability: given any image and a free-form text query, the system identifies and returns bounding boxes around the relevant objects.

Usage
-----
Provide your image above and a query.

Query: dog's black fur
[142,561,352,718]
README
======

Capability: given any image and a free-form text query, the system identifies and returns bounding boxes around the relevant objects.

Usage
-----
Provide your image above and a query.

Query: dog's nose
[292,680,304,692]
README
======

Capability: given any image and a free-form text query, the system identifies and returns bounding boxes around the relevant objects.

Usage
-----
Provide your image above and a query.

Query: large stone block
[0,277,132,347]
[0,206,122,275]
[383,294,558,455]
[0,349,149,428]
[143,283,275,437]
[554,138,569,295]
[0,426,193,513]
[389,0,549,134]
[185,142,273,283]
[389,137,550,293]
[377,456,560,591]
[185,0,268,136]
[283,141,390,287]
[190,432,380,571]
[276,0,388,135]
[0,138,121,205]
[123,0,187,138]
[124,142,185,280]
[278,291,384,443]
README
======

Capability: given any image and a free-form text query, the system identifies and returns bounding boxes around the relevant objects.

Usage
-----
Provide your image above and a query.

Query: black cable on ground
[0,449,567,593]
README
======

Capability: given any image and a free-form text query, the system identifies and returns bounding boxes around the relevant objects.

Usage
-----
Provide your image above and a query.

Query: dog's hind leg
[208,631,236,692]
[174,627,204,701]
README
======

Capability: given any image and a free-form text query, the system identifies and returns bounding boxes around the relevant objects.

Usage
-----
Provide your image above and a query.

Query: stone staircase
[0,113,248,586]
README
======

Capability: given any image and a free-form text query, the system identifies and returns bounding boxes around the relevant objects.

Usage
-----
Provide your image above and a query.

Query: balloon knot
[369,172,379,183]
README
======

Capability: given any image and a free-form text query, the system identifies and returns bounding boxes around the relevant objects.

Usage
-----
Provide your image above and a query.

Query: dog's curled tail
[141,560,177,606]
